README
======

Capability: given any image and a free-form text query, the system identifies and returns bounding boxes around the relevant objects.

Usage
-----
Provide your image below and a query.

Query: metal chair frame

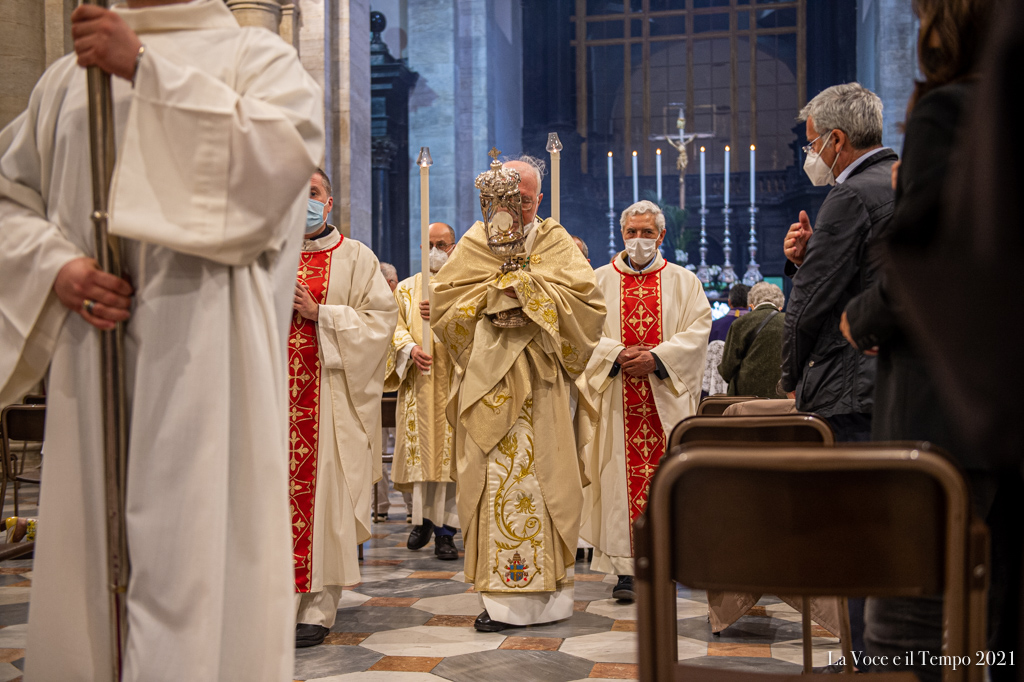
[0,404,45,519]
[636,444,987,682]
[696,395,761,416]
[668,413,836,452]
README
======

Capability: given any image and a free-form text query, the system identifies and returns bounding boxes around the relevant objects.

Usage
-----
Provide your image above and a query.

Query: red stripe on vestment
[288,236,342,592]
[619,264,665,554]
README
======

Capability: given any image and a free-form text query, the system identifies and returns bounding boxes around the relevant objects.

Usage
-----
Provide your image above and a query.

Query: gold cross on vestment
[489,147,501,161]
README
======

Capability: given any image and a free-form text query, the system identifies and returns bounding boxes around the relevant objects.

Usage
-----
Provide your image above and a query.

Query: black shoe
[474,610,512,632]
[576,547,586,561]
[295,623,329,648]
[612,575,635,602]
[435,534,458,560]
[407,520,435,550]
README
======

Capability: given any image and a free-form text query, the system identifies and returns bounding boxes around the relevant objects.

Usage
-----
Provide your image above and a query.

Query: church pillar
[371,139,397,264]
[0,0,46,129]
[857,0,917,151]
[226,0,283,33]
[279,3,300,49]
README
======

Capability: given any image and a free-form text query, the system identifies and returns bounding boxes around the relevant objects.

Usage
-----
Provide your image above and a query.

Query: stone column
[0,0,46,129]
[44,0,75,68]
[297,0,372,242]
[371,138,398,263]
[279,3,300,49]
[857,0,917,151]
[226,0,283,32]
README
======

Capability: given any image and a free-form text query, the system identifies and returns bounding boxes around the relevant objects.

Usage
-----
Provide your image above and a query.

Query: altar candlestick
[631,151,639,204]
[724,145,730,206]
[607,151,614,210]
[720,146,736,284]
[656,148,663,201]
[696,147,709,284]
[749,144,756,206]
[699,146,706,208]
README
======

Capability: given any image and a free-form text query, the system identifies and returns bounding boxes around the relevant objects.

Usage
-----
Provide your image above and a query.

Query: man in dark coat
[780,82,896,443]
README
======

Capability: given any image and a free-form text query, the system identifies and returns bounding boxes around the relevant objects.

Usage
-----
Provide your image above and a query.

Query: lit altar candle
[546,133,562,224]
[749,144,756,206]
[631,150,639,204]
[416,146,433,375]
[656,148,663,201]
[724,145,730,206]
[607,151,614,209]
[700,146,706,208]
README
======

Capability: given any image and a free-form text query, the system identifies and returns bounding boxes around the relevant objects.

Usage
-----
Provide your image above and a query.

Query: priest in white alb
[0,1,324,680]
[291,170,398,647]
[384,222,460,560]
[580,200,711,602]
[431,153,606,632]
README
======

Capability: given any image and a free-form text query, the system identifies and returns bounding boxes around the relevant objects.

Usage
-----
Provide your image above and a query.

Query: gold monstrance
[475,147,528,328]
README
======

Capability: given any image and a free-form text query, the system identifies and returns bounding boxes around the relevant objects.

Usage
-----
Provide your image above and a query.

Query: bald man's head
[428,222,456,252]
[502,160,544,225]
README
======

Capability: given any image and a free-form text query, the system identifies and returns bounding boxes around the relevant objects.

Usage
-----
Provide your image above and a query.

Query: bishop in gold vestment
[431,159,606,630]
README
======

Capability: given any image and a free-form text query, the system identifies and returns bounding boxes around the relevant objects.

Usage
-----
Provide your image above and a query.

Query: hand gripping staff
[83,0,130,678]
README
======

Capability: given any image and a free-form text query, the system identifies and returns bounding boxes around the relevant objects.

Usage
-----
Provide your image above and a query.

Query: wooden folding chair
[636,444,989,682]
[696,395,761,416]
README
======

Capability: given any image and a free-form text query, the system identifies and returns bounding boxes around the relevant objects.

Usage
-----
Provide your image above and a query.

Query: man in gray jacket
[780,83,896,443]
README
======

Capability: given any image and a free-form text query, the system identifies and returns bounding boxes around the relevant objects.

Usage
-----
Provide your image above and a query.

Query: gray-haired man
[780,82,896,443]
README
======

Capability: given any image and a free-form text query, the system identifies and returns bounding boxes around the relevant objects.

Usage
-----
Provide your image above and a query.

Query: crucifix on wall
[649,104,716,210]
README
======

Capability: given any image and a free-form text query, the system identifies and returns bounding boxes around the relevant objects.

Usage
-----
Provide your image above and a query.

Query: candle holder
[695,207,711,284]
[742,205,763,286]
[720,205,737,284]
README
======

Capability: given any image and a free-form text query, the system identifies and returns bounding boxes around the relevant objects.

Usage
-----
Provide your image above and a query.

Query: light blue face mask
[306,199,326,231]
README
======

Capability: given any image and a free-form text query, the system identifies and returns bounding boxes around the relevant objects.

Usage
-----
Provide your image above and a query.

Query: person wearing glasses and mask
[579,200,711,602]
[290,169,398,647]
[384,222,462,560]
[780,83,896,444]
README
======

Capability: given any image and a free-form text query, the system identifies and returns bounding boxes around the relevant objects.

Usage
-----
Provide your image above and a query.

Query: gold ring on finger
[82,299,97,315]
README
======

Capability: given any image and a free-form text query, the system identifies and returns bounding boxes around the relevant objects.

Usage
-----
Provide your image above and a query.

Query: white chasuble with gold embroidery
[384,272,457,526]
[580,252,711,575]
[290,228,397,596]
[431,219,606,625]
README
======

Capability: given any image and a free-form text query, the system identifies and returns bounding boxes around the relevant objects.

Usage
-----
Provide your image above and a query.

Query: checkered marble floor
[0,487,843,682]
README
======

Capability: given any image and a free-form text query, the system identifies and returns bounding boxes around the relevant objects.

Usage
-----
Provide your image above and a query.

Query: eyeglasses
[520,197,535,210]
[802,131,833,156]
[430,242,452,251]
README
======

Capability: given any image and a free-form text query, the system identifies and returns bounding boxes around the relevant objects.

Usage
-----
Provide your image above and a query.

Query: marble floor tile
[770,637,842,667]
[323,633,370,646]
[431,649,594,682]
[449,571,467,583]
[337,591,372,609]
[498,636,562,651]
[0,625,27,649]
[0,661,19,682]
[707,642,772,657]
[587,662,640,679]
[294,645,383,680]
[0,577,26,588]
[354,579,468,599]
[411,593,481,616]
[679,655,801,673]
[502,611,615,639]
[559,630,706,664]
[307,673,448,682]
[367,656,442,672]
[611,621,637,632]
[571,580,614,602]
[424,615,478,628]
[676,614,803,644]
[362,597,419,608]
[328,606,432,633]
[407,571,457,579]
[356,567,414,583]
[0,649,23,664]
[586,597,707,621]
[360,625,505,657]
[0,604,28,628]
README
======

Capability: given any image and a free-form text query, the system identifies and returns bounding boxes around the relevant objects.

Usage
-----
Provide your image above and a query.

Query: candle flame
[750,144,756,151]
[608,151,613,157]
[700,146,705,153]
[725,145,730,152]
[632,150,638,157]
[656,148,662,155]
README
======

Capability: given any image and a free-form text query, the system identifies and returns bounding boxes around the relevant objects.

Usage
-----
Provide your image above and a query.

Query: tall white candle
[607,151,614,210]
[700,146,706,208]
[656,148,663,201]
[546,133,562,224]
[724,145,730,206]
[750,144,756,206]
[631,151,639,204]
[416,147,433,375]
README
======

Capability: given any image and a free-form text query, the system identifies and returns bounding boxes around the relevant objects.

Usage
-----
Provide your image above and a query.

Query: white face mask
[624,237,659,265]
[429,247,449,273]
[803,132,840,187]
